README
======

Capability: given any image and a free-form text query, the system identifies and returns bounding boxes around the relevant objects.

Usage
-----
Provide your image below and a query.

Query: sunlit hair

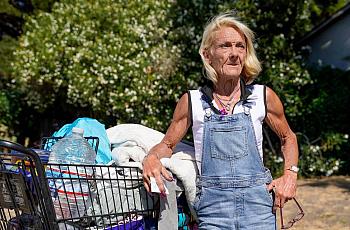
[199,12,262,84]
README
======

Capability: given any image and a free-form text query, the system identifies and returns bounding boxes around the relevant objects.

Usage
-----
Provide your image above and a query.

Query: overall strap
[199,86,220,114]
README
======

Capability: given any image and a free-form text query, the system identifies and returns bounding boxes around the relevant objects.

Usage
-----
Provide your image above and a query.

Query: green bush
[0,35,19,139]
[297,132,348,177]
[295,68,350,177]
[12,0,193,130]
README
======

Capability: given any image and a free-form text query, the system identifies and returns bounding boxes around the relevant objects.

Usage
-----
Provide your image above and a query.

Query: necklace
[213,93,235,115]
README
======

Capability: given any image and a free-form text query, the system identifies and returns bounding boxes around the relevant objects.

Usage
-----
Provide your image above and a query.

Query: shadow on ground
[299,176,350,192]
[283,176,350,230]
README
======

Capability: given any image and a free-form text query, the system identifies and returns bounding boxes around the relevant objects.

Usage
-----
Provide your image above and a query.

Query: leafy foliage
[295,67,350,176]
[0,0,21,15]
[12,0,191,130]
[0,0,59,141]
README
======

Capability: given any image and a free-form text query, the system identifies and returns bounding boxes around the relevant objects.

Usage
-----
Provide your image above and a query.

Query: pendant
[225,104,230,112]
[219,108,228,115]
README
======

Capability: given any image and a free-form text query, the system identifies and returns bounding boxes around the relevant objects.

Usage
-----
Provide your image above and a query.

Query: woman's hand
[267,171,297,212]
[142,152,173,196]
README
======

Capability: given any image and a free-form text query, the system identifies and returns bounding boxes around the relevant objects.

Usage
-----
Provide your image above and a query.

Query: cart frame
[1,138,158,230]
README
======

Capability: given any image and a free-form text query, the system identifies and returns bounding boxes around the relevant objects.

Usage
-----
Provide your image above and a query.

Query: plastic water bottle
[46,127,96,222]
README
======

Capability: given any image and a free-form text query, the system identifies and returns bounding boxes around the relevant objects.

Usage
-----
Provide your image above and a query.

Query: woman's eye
[218,42,245,49]
[219,43,231,48]
[237,44,246,49]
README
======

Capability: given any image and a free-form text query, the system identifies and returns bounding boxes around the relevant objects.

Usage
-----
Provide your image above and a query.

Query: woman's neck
[214,77,241,98]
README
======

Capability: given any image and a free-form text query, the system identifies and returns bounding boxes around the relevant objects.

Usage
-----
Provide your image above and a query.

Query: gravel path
[276,176,350,230]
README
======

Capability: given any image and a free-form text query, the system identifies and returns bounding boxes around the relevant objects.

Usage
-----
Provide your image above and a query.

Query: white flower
[326,170,333,176]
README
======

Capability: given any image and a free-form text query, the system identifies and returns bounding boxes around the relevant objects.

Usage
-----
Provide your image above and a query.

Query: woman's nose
[229,47,238,58]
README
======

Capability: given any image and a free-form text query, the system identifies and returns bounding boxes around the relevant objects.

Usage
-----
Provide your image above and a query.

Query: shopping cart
[0,138,159,230]
[0,139,57,229]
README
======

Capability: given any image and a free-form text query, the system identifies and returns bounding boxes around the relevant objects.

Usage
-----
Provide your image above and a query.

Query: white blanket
[106,124,198,206]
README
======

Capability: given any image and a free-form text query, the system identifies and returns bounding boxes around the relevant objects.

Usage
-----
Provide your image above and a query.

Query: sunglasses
[280,198,305,229]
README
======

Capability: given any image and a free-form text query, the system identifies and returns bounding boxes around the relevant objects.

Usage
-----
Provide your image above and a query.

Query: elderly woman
[142,12,298,229]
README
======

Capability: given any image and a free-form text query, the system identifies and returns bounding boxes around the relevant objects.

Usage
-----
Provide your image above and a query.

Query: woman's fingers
[267,181,275,191]
[142,154,175,196]
[161,166,173,182]
[154,174,167,195]
[273,197,280,213]
[143,168,172,196]
[143,177,151,193]
[142,155,164,195]
[268,174,297,211]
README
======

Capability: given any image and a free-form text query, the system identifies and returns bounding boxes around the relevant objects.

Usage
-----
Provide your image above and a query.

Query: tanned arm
[265,87,299,210]
[142,93,190,194]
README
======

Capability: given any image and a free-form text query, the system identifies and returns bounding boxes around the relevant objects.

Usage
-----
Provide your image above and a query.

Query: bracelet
[161,140,174,150]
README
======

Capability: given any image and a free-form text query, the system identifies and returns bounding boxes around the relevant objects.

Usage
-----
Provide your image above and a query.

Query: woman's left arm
[265,86,299,210]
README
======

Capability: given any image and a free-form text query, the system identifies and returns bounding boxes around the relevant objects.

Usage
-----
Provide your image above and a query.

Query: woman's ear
[202,49,211,64]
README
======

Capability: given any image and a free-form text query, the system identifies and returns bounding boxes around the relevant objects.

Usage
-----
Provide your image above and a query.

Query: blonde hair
[199,12,262,84]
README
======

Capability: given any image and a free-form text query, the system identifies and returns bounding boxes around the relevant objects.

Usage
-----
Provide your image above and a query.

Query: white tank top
[189,84,266,172]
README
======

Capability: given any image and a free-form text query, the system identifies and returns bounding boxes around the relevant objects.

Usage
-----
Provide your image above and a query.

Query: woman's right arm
[142,92,191,195]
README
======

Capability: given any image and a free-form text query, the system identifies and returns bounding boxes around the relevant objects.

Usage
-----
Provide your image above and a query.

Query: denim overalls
[193,94,276,229]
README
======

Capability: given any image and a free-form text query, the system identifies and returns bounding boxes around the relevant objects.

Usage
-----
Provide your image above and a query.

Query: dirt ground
[276,176,350,230]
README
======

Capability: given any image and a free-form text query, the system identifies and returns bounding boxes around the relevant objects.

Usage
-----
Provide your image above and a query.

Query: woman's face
[204,26,247,80]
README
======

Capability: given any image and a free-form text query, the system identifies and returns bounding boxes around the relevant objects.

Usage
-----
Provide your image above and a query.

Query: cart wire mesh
[42,137,158,229]
[1,138,159,230]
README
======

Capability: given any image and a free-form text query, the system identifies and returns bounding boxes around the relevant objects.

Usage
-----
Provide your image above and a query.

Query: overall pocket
[263,184,274,204]
[210,126,248,160]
